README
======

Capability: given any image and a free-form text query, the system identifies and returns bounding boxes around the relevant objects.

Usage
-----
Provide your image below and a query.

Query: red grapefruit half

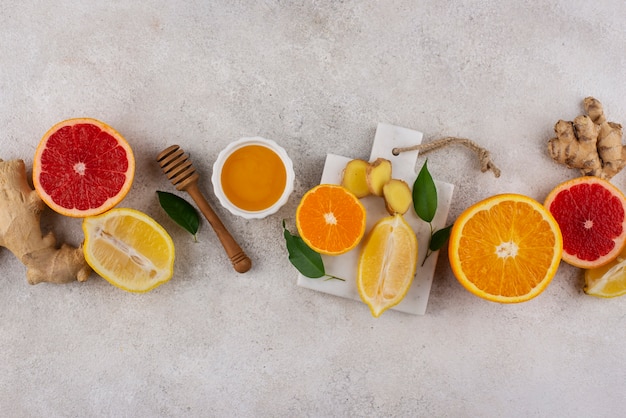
[544,176,626,268]
[33,118,135,218]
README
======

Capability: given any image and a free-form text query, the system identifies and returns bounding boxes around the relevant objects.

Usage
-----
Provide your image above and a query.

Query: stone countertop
[1,1,625,416]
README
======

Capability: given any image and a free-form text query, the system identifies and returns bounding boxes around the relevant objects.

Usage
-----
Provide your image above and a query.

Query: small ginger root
[341,159,371,198]
[548,97,626,179]
[0,159,91,284]
[382,179,412,215]
[366,158,392,196]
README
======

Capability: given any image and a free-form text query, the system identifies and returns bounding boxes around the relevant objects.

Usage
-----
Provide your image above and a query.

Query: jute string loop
[392,137,501,178]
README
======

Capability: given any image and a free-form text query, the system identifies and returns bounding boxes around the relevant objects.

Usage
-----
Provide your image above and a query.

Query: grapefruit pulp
[544,177,626,268]
[33,118,135,218]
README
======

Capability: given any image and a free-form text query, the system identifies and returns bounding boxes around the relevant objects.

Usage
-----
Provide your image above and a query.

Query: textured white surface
[1,1,626,417]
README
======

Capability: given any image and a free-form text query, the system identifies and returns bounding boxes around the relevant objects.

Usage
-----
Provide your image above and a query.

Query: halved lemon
[357,214,418,317]
[82,208,175,292]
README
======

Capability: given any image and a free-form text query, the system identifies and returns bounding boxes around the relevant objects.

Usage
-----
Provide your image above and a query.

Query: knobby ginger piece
[584,97,626,179]
[548,97,626,179]
[0,159,91,284]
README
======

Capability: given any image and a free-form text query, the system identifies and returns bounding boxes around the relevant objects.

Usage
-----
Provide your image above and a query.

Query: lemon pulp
[585,251,626,298]
[357,214,418,317]
[82,208,175,293]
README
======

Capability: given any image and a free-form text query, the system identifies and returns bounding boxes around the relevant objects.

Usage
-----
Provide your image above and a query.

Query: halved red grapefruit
[33,118,135,218]
[544,176,626,268]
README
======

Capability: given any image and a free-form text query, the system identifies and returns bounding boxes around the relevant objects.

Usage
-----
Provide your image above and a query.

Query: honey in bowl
[220,144,286,211]
[212,137,295,219]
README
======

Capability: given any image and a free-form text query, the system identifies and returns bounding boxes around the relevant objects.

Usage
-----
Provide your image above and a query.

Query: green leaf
[282,220,326,279]
[157,191,200,240]
[429,223,453,252]
[413,160,438,223]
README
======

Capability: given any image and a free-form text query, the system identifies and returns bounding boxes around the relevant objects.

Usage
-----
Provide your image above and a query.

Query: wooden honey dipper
[156,145,252,273]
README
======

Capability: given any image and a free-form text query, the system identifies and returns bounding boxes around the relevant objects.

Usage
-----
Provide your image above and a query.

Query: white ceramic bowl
[211,137,295,219]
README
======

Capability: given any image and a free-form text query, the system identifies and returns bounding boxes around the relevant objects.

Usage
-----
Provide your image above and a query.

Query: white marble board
[297,123,455,315]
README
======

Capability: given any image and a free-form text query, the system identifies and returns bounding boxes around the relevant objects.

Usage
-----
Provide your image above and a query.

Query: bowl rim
[211,136,295,219]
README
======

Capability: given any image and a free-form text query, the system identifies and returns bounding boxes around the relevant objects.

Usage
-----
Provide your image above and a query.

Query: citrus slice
[357,214,418,317]
[584,246,626,298]
[296,184,366,255]
[82,208,175,293]
[449,194,563,303]
[544,176,626,268]
[33,118,135,218]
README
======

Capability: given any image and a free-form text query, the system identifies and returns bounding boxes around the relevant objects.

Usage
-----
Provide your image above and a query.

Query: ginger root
[548,97,626,179]
[0,159,91,284]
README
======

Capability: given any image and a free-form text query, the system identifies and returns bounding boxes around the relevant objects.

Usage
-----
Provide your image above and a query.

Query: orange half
[448,194,563,303]
[296,184,366,255]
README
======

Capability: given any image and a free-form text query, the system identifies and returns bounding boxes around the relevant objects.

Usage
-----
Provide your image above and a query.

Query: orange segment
[357,214,418,317]
[448,194,563,303]
[33,118,135,218]
[296,184,366,255]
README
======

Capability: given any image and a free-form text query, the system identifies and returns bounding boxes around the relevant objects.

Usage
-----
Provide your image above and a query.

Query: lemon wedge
[357,214,418,317]
[82,208,175,293]
[584,252,626,298]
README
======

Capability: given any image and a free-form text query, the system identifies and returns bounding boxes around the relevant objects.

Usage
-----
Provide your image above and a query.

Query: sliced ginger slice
[383,179,412,215]
[340,159,371,198]
[366,158,392,196]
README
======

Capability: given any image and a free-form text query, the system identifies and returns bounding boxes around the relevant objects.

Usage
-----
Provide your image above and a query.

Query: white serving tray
[296,123,455,315]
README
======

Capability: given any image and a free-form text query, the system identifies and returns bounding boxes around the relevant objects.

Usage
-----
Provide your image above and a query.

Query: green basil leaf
[413,160,438,223]
[157,191,200,240]
[429,223,453,252]
[282,220,326,278]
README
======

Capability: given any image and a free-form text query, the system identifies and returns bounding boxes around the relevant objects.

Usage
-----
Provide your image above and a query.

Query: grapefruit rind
[33,118,135,218]
[448,194,563,303]
[544,177,626,269]
[82,208,175,293]
[295,184,367,256]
